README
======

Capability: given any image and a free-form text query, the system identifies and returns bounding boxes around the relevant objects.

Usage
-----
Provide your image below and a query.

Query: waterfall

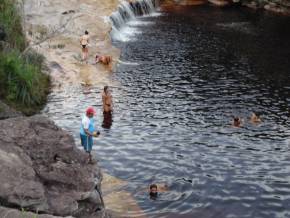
[110,0,158,41]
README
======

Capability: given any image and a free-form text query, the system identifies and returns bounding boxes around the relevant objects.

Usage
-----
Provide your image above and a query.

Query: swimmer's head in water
[149,184,158,199]
[85,30,89,35]
[253,112,260,118]
[233,117,241,126]
[251,112,261,122]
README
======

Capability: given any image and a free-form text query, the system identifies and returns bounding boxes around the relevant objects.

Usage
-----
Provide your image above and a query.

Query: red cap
[86,106,96,115]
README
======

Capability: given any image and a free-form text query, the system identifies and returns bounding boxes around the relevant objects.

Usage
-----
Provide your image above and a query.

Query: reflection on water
[45,5,290,218]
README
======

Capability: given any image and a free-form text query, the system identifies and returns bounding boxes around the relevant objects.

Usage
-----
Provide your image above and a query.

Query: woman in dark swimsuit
[80,30,89,63]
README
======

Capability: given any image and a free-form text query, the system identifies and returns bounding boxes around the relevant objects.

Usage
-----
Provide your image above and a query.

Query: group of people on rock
[80,30,112,65]
[80,86,113,163]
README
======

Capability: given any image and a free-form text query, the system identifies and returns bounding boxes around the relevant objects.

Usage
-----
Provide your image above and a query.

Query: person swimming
[250,112,261,123]
[148,183,169,200]
[233,117,242,127]
[149,184,158,199]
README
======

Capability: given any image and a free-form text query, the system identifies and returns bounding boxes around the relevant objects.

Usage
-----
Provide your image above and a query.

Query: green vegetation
[0,0,50,115]
[0,0,26,50]
[21,208,39,218]
[0,51,50,114]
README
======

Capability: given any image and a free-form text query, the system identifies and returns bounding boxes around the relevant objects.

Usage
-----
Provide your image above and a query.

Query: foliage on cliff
[0,0,50,115]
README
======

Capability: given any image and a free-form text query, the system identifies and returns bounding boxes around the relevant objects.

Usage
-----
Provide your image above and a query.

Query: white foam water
[117,59,140,66]
[127,20,154,26]
[110,0,159,42]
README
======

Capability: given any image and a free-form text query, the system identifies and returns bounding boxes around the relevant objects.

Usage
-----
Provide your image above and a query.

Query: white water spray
[110,0,158,42]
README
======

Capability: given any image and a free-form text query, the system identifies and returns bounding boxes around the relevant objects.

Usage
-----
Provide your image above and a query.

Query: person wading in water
[80,106,100,163]
[80,30,90,63]
[102,86,113,129]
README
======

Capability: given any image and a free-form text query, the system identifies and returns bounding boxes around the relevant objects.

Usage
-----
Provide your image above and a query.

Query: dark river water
[45,5,290,218]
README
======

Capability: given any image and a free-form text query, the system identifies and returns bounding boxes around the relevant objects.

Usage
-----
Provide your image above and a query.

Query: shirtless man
[80,30,90,63]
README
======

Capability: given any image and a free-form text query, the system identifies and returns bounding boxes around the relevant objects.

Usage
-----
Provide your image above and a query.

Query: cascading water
[110,0,158,41]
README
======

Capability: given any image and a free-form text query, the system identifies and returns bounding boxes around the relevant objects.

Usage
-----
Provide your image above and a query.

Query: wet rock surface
[0,115,108,218]
[0,206,73,218]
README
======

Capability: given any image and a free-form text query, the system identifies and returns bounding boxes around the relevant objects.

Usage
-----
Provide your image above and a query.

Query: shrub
[0,0,50,115]
[0,51,50,114]
[0,0,26,50]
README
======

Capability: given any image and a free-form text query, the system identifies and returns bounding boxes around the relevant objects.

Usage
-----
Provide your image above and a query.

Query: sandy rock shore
[23,0,121,89]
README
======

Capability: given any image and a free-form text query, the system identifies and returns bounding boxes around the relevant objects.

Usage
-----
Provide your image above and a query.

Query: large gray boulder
[0,206,73,218]
[0,115,106,218]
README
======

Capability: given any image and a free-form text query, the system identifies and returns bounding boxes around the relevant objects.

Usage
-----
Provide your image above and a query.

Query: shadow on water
[45,5,290,218]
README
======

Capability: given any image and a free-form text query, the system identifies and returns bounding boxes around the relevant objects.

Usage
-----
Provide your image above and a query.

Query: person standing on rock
[102,86,113,129]
[80,106,100,163]
[80,30,90,63]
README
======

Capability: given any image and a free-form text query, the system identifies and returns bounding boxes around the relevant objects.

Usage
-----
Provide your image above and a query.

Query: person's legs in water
[102,111,113,129]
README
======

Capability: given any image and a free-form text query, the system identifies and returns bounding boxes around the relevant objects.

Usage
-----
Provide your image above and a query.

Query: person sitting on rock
[80,107,100,163]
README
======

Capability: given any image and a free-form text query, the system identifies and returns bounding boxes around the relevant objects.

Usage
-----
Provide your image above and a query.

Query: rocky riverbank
[23,0,120,89]
[0,100,22,120]
[0,115,108,218]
